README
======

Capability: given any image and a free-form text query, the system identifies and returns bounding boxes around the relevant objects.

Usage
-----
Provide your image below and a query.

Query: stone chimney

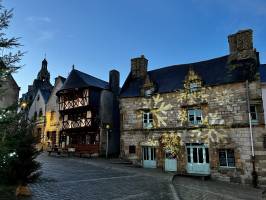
[131,55,148,79]
[28,85,33,92]
[109,69,120,96]
[228,29,256,60]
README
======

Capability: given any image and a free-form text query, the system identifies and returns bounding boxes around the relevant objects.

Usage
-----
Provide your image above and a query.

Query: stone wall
[120,81,266,185]
[0,75,19,109]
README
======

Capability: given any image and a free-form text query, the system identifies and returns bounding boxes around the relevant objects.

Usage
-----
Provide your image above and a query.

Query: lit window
[250,105,258,124]
[189,82,200,92]
[143,111,153,128]
[188,109,202,125]
[219,149,235,167]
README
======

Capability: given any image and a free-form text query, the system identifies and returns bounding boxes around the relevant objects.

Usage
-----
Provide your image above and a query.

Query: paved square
[25,154,175,200]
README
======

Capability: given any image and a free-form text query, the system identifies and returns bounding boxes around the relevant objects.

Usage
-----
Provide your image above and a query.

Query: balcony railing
[62,117,98,130]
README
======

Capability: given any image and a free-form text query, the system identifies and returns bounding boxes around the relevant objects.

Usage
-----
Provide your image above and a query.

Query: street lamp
[105,124,110,158]
[21,102,27,109]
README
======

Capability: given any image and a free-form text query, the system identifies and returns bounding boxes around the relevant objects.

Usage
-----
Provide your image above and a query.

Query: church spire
[37,58,50,82]
[42,58,48,69]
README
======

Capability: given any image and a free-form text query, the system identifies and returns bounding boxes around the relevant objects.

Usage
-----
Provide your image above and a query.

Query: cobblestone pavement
[173,175,264,200]
[3,154,265,200]
[22,154,176,200]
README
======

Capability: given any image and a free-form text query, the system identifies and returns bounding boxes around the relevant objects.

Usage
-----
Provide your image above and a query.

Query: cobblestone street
[24,154,176,200]
[173,176,264,200]
[6,153,264,200]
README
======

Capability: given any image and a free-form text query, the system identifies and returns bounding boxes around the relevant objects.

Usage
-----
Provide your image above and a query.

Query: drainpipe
[246,80,258,187]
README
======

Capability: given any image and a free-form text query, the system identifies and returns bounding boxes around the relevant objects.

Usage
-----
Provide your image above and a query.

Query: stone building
[43,76,66,149]
[57,68,120,157]
[260,65,266,126]
[120,29,266,185]
[21,58,53,108]
[0,60,20,109]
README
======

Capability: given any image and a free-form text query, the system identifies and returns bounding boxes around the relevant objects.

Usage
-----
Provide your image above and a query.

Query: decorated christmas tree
[0,0,40,196]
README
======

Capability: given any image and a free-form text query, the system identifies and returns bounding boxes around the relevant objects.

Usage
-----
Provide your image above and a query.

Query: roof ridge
[74,69,109,84]
[148,54,229,73]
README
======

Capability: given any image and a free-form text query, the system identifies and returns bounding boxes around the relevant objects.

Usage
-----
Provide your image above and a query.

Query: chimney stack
[131,55,148,79]
[228,29,253,54]
[109,69,120,96]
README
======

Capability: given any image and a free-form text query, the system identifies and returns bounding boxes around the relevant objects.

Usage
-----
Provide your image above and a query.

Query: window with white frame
[143,111,153,128]
[250,105,258,124]
[219,149,235,167]
[188,108,202,125]
[189,82,200,93]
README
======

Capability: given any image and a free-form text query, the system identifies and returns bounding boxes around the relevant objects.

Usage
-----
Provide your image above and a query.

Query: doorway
[142,146,156,168]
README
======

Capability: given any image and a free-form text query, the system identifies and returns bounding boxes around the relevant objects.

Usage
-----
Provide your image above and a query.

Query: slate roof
[40,89,51,103]
[260,64,266,83]
[58,69,109,93]
[120,55,260,97]
[58,76,66,82]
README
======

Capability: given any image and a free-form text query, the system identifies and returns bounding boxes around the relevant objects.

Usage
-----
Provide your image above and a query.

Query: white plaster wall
[46,78,64,120]
[28,90,46,120]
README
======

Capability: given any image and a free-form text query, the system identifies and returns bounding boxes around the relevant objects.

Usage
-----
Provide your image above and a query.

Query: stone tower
[37,58,50,82]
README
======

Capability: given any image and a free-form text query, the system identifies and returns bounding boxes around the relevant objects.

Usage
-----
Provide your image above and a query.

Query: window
[144,87,155,97]
[250,105,258,124]
[144,89,152,97]
[129,145,136,154]
[143,112,153,128]
[39,109,43,118]
[219,149,235,167]
[34,112,37,120]
[37,95,40,101]
[50,111,55,121]
[263,135,266,149]
[189,82,200,93]
[188,109,202,125]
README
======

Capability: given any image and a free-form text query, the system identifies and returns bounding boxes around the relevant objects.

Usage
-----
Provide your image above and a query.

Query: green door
[186,143,210,175]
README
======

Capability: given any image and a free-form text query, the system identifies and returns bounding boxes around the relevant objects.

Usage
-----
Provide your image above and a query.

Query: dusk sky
[4,0,266,95]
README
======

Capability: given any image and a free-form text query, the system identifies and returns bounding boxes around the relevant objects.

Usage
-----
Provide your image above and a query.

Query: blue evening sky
[4,0,266,95]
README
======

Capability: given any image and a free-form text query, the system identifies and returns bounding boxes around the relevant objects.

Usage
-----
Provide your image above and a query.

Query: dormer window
[188,108,202,125]
[189,82,201,93]
[143,111,153,129]
[144,87,155,97]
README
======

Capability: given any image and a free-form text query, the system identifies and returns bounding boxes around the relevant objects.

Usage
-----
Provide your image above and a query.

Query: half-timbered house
[57,68,120,157]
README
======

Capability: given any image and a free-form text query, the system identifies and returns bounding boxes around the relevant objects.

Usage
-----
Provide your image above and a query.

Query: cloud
[25,16,51,23]
[37,30,55,42]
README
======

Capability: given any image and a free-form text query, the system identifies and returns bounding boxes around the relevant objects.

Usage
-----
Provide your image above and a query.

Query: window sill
[218,166,236,172]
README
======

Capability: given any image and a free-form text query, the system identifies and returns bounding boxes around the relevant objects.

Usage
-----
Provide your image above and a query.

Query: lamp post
[105,124,110,158]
